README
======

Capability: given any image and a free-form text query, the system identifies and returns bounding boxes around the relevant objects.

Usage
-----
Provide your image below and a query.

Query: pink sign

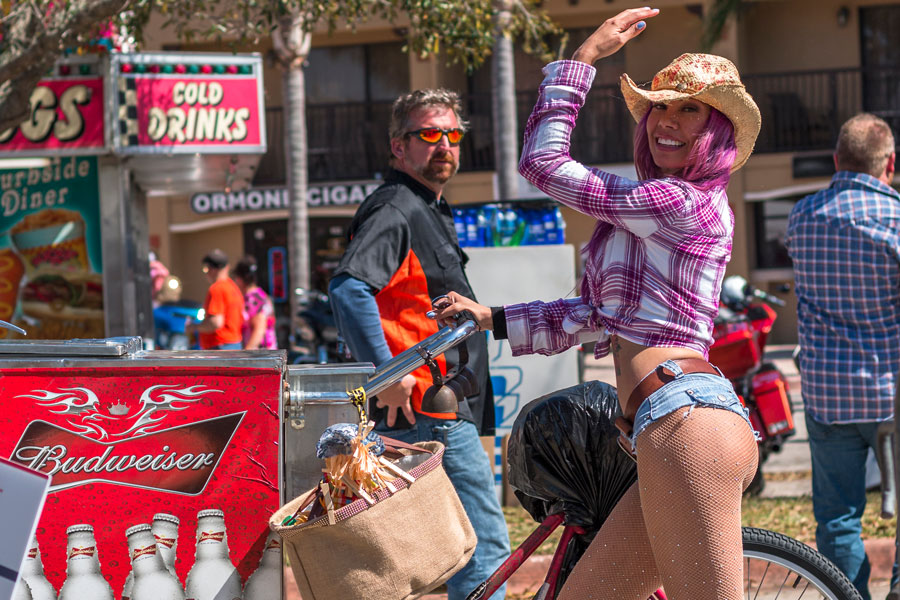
[0,78,105,153]
[131,76,262,148]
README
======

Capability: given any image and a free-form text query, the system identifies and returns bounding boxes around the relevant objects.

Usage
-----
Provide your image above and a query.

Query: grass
[503,490,897,553]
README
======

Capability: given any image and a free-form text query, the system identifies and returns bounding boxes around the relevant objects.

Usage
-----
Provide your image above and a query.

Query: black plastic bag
[507,380,638,590]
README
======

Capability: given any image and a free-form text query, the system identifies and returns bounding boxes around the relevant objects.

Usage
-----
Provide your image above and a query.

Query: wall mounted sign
[190,181,380,213]
[0,74,105,156]
[111,53,266,155]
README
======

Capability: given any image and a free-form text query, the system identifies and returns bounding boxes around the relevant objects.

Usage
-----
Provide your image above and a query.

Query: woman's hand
[431,291,493,331]
[572,7,659,65]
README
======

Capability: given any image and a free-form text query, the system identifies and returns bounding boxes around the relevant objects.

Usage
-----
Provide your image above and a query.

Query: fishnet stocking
[558,406,758,600]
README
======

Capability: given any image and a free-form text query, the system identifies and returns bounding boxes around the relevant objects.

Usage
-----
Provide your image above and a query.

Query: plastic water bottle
[527,210,545,245]
[508,208,526,246]
[465,209,481,247]
[476,209,491,247]
[543,208,559,244]
[555,206,566,244]
[453,209,466,246]
[491,208,504,247]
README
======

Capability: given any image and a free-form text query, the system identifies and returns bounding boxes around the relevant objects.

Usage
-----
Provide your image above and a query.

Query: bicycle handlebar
[287,318,480,406]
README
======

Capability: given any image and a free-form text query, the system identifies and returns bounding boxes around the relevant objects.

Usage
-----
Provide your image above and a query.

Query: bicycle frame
[465,513,667,600]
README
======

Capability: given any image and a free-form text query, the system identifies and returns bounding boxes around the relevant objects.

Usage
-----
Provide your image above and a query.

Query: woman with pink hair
[435,8,762,599]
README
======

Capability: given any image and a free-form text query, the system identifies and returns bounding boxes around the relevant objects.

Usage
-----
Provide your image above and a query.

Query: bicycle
[343,307,863,600]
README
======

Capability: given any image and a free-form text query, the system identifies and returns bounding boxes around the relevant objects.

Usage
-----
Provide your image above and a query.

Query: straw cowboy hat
[620,53,761,172]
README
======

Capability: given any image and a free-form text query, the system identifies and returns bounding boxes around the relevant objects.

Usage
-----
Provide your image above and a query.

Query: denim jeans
[806,414,899,600]
[375,415,510,600]
[630,359,755,454]
[213,341,242,349]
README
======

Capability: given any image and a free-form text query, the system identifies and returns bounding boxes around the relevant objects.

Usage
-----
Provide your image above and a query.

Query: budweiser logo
[27,548,38,559]
[154,534,176,549]
[10,413,245,494]
[198,531,225,543]
[131,545,157,560]
[266,537,281,551]
[17,384,224,441]
[69,546,95,558]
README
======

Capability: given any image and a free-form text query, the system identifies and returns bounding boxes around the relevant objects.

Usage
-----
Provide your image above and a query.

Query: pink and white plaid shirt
[508,60,734,360]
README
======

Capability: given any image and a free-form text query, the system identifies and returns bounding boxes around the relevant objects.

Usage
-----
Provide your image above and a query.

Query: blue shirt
[786,171,900,424]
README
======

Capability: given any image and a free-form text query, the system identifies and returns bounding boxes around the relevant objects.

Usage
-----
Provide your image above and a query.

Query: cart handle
[0,319,26,336]
[287,318,480,407]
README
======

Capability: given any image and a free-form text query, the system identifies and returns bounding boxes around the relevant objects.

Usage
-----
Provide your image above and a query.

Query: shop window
[305,42,409,103]
[860,5,900,135]
[752,197,800,270]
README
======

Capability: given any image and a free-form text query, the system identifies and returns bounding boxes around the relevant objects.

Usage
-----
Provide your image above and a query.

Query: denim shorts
[629,359,757,455]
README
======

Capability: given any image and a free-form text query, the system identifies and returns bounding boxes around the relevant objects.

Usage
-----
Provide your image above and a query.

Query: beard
[417,151,459,185]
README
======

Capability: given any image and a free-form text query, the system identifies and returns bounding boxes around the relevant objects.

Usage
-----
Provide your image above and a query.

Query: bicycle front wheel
[742,527,863,600]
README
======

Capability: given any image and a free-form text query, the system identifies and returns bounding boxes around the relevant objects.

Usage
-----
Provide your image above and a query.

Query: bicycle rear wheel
[742,527,863,600]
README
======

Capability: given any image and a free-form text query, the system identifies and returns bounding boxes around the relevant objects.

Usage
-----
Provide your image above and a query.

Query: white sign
[0,457,51,599]
[465,244,580,434]
[190,180,381,214]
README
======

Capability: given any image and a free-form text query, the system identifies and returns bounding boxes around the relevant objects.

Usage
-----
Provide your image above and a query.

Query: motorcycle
[152,275,203,350]
[288,288,351,364]
[709,275,794,496]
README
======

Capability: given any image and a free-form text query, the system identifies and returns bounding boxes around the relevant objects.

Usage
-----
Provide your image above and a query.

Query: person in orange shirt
[188,249,244,350]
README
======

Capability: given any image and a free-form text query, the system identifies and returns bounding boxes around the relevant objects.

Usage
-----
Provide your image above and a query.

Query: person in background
[187,249,244,350]
[149,251,170,308]
[232,255,277,350]
[786,113,899,600]
[328,88,510,599]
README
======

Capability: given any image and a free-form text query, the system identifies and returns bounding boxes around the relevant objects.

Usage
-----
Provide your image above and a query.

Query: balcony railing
[253,66,900,186]
[744,66,900,153]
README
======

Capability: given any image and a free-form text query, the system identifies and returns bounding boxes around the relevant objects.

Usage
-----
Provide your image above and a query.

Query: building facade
[143,0,900,343]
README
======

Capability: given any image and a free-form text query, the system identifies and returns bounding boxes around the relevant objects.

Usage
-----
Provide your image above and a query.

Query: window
[305,42,409,103]
[860,6,900,134]
[752,197,800,270]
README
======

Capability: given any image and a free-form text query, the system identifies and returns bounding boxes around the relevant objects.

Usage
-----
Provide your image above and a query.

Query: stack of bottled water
[453,203,566,248]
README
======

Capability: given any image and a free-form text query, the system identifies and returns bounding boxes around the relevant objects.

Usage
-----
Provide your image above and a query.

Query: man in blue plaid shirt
[787,113,898,600]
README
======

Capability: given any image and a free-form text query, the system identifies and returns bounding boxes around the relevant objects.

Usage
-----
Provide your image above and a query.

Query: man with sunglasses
[329,89,510,599]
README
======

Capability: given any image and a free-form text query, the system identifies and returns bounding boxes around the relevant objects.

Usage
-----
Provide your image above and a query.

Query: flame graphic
[21,384,223,441]
[20,387,101,415]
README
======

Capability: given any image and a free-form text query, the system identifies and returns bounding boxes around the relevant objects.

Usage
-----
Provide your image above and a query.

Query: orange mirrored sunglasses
[406,127,464,145]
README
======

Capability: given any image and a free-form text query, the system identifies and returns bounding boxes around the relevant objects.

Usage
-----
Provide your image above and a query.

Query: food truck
[0,51,266,342]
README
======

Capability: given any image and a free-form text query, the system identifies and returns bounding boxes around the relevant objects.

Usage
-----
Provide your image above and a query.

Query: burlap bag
[270,441,477,600]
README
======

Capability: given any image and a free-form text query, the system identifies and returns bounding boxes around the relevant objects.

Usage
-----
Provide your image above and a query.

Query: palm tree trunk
[492,1,518,201]
[274,16,312,324]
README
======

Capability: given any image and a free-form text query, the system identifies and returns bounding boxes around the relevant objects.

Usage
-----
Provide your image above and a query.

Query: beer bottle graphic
[11,577,33,600]
[58,524,114,600]
[241,531,281,600]
[20,536,57,600]
[185,509,241,600]
[125,524,185,600]
[153,513,181,578]
[124,512,183,599]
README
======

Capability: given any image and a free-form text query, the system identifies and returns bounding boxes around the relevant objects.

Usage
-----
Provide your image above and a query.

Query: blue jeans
[806,414,899,600]
[214,341,242,349]
[375,415,510,600]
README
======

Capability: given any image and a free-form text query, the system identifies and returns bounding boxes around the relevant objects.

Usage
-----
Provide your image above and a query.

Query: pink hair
[633,106,737,191]
[580,106,737,297]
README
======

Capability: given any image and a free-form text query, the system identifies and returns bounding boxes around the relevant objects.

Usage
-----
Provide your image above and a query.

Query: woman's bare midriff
[610,334,705,412]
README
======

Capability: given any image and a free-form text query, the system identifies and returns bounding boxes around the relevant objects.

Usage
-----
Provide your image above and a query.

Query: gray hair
[388,88,469,141]
[835,113,896,177]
